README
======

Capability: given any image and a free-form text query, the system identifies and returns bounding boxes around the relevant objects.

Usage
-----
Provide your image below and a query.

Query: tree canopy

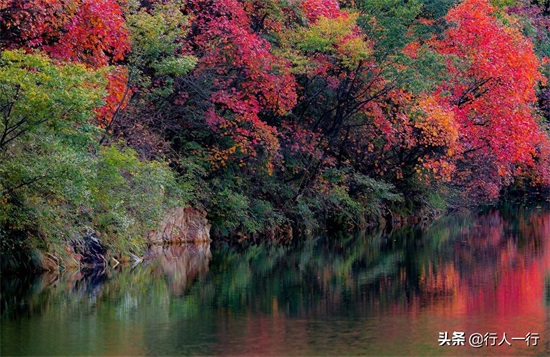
[0,0,548,251]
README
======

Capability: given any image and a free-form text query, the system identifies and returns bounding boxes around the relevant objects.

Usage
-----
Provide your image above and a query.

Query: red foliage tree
[185,0,297,170]
[0,0,131,128]
[301,0,341,22]
[0,0,78,48]
[437,0,549,199]
[45,0,130,68]
[0,0,129,67]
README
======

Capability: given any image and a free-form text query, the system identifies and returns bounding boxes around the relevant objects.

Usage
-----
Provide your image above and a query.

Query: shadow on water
[1,204,549,356]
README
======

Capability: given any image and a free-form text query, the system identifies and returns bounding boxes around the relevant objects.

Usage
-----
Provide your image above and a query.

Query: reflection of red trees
[418,208,549,334]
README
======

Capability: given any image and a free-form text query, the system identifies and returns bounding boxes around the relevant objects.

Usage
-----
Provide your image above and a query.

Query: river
[1,204,549,356]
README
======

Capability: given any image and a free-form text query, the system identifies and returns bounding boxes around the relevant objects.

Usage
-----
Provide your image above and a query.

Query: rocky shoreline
[17,207,211,273]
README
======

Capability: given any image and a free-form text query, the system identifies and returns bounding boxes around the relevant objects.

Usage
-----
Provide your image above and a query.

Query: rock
[71,232,106,267]
[147,207,211,244]
[41,252,60,271]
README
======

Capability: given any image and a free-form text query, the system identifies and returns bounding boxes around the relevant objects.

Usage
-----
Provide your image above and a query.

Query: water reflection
[148,243,211,296]
[1,204,549,356]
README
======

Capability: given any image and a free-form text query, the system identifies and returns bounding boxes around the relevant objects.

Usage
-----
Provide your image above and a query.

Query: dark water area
[1,204,549,356]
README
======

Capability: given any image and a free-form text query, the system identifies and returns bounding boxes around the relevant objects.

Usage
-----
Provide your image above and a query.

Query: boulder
[147,207,211,244]
[70,232,106,267]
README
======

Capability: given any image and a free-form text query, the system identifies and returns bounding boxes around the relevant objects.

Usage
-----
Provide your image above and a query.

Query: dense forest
[1,0,549,262]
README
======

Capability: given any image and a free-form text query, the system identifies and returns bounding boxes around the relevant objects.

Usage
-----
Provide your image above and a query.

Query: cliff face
[147,207,211,244]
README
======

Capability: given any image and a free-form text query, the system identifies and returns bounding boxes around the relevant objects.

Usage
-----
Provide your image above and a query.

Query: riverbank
[3,192,545,275]
[0,194,457,275]
[0,207,211,274]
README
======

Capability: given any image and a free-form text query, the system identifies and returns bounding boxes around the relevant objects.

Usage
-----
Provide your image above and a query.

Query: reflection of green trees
[546,275,550,306]
[189,231,408,315]
[186,203,548,316]
[1,245,213,355]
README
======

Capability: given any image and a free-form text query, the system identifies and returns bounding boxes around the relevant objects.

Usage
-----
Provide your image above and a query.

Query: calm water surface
[1,204,549,356]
